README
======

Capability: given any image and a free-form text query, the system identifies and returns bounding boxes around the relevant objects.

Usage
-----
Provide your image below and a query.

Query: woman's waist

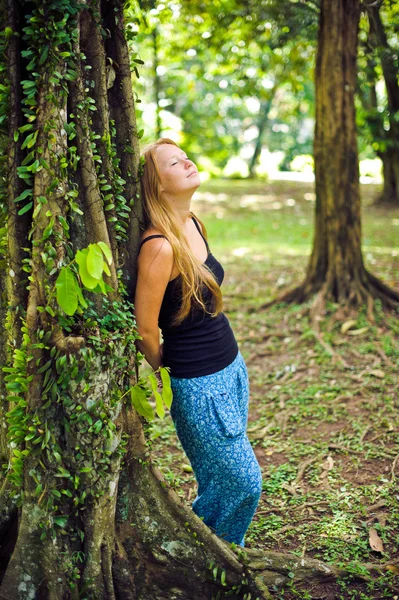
[160,311,230,338]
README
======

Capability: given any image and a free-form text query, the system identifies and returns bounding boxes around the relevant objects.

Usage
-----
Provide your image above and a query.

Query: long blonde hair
[140,138,223,325]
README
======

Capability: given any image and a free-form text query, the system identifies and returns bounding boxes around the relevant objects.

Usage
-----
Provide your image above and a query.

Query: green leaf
[130,385,154,421]
[97,241,113,265]
[39,45,49,65]
[102,261,111,276]
[93,419,103,433]
[75,285,88,309]
[14,188,33,203]
[54,515,68,528]
[76,248,100,290]
[55,267,78,315]
[56,467,71,478]
[87,244,104,279]
[45,305,55,317]
[18,202,33,216]
[160,367,173,409]
[148,373,165,419]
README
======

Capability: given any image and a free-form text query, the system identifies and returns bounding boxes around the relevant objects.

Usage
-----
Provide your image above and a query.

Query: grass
[148,178,399,599]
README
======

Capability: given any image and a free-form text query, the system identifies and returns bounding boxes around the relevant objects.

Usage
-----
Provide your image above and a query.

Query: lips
[187,171,197,178]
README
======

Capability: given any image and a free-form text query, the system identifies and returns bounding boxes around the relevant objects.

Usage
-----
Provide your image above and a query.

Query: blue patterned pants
[170,352,262,546]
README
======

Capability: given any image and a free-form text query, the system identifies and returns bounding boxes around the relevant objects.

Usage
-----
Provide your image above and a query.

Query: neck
[164,192,193,228]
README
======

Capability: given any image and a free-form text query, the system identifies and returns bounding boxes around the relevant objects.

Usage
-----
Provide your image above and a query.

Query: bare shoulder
[138,232,173,274]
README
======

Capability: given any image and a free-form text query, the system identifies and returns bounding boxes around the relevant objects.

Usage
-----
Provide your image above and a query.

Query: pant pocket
[210,391,246,438]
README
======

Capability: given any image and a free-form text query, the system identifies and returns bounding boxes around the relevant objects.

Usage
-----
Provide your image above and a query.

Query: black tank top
[139,218,238,378]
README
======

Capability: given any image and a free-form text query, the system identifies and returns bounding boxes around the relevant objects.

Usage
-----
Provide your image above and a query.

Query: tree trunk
[247,92,276,179]
[0,1,380,598]
[366,1,399,206]
[267,0,399,317]
[378,148,399,205]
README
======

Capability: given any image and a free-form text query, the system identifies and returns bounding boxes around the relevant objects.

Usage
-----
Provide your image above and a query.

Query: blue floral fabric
[170,352,262,546]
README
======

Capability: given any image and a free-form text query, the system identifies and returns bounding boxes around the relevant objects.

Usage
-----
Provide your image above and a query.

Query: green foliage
[129,367,173,421]
[56,242,113,316]
[135,0,316,173]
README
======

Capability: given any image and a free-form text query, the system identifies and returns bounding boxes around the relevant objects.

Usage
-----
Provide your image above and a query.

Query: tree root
[240,548,370,589]
[258,268,399,320]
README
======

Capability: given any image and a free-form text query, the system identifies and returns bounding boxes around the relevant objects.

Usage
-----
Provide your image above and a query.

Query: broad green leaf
[148,373,164,419]
[130,385,154,421]
[55,267,78,315]
[97,241,113,265]
[76,249,100,289]
[87,244,103,279]
[160,367,173,409]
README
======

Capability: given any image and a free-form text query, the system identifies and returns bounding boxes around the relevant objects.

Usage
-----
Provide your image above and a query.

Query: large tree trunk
[268,0,399,317]
[0,1,378,598]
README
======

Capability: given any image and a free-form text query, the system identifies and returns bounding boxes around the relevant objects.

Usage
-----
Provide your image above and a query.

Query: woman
[134,138,262,546]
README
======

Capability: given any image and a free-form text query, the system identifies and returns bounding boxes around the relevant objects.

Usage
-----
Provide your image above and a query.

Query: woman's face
[154,144,200,198]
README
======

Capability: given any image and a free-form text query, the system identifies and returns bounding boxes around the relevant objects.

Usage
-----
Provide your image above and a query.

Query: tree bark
[265,0,399,317]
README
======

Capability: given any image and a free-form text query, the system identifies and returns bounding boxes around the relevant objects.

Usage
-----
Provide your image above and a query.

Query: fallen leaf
[376,513,387,527]
[385,565,399,575]
[369,369,385,379]
[347,327,369,336]
[325,456,334,470]
[369,527,384,553]
[341,319,357,334]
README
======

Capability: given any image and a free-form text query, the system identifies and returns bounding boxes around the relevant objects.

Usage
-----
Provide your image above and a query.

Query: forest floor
[148,179,399,600]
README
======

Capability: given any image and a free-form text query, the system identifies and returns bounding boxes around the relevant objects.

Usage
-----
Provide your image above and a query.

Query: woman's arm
[134,238,174,371]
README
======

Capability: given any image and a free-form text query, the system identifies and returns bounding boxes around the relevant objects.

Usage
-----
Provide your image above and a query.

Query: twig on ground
[359,425,372,444]
[248,422,275,439]
[295,457,319,484]
[314,331,350,368]
[366,500,387,512]
[391,453,399,483]
[269,516,322,536]
[257,500,330,516]
[328,443,361,454]
[374,344,395,367]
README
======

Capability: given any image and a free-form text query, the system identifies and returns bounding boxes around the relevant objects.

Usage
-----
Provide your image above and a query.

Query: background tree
[0,0,356,598]
[362,0,399,205]
[271,0,399,319]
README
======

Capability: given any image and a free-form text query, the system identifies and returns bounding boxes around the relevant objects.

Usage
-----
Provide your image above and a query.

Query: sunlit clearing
[232,247,251,257]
